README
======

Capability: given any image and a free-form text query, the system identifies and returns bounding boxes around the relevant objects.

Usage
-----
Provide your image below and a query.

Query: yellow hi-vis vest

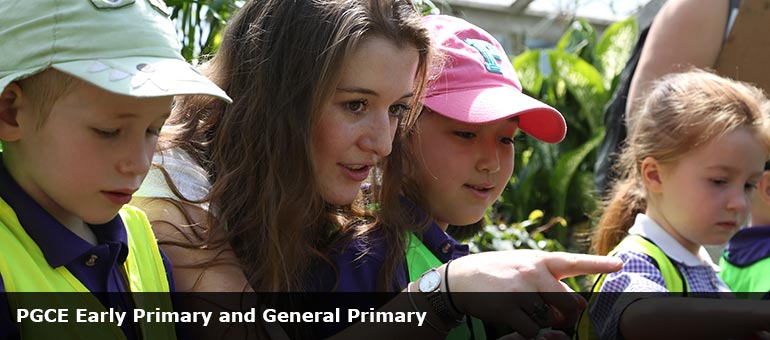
[574,234,689,340]
[0,197,176,340]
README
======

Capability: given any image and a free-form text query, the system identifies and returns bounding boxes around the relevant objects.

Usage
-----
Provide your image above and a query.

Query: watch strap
[419,268,465,328]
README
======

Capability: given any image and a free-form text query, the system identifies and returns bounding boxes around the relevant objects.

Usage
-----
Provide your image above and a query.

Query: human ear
[0,83,23,142]
[641,156,664,193]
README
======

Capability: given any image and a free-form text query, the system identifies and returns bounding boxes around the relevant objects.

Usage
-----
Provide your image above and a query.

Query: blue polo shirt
[0,158,175,340]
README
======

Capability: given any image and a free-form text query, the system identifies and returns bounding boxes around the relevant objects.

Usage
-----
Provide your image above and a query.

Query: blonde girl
[585,69,770,340]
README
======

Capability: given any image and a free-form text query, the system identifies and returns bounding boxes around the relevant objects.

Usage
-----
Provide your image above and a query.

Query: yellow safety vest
[0,197,176,339]
[574,234,689,340]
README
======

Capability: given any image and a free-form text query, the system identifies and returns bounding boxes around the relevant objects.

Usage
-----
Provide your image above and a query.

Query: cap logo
[90,0,135,9]
[464,39,502,74]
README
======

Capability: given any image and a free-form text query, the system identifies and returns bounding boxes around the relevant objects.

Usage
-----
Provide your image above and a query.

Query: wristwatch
[417,267,465,328]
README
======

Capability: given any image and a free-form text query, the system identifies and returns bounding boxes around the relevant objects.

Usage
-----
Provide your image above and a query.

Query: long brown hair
[592,69,770,255]
[161,0,431,291]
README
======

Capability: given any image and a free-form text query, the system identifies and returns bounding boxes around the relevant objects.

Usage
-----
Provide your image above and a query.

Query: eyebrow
[113,112,171,120]
[336,86,414,100]
[706,164,763,176]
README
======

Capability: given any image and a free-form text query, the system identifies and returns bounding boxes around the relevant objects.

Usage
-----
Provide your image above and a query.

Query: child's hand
[443,250,623,339]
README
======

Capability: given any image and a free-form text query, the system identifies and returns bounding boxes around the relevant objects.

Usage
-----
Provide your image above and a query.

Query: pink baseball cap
[422,15,566,143]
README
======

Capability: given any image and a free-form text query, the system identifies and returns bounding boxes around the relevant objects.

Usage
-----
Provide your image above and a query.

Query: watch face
[418,269,441,292]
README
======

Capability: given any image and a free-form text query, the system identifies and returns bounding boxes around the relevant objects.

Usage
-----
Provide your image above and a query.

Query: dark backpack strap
[596,1,742,197]
[593,24,651,197]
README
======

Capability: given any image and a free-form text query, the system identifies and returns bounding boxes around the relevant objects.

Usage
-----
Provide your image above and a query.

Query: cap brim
[53,56,231,103]
[0,67,44,94]
[423,86,566,143]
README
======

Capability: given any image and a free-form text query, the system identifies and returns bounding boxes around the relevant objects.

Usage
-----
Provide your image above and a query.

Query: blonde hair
[592,69,770,255]
[17,69,83,129]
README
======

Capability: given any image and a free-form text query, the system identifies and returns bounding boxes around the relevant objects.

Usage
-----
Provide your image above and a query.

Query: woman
[133,1,622,338]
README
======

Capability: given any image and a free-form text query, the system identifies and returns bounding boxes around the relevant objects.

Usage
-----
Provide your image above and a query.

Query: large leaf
[548,50,607,130]
[594,17,638,89]
[548,129,604,217]
[512,50,543,96]
[556,19,596,63]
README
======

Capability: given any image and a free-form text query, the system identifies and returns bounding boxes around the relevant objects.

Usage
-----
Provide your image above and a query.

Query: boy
[0,0,230,339]
[720,160,770,297]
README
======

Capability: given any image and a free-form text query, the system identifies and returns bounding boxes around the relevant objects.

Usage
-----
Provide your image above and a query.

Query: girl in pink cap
[327,15,622,340]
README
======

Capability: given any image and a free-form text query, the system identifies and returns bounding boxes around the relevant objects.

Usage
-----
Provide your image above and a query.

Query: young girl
[327,15,624,340]
[407,14,570,339]
[584,70,770,340]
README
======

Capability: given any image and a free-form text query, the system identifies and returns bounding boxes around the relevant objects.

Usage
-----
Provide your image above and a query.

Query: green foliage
[469,210,566,253]
[485,17,638,253]
[595,17,638,89]
[413,0,441,15]
[165,0,243,63]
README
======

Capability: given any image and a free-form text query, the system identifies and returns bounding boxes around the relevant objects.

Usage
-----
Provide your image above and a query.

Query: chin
[452,214,486,227]
[322,191,358,206]
[82,210,121,225]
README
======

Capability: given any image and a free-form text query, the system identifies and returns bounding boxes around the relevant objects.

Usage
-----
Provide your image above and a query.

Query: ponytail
[591,176,647,255]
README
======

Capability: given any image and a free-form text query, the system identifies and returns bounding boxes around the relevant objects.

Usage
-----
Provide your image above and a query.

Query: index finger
[544,252,623,279]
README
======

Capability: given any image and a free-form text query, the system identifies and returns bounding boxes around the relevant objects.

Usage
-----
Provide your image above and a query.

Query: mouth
[464,183,493,191]
[716,221,738,229]
[463,183,495,199]
[340,164,373,182]
[343,164,369,171]
[102,189,137,205]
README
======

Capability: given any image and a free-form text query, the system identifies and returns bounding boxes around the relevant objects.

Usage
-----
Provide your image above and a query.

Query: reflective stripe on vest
[574,234,689,340]
[0,197,176,339]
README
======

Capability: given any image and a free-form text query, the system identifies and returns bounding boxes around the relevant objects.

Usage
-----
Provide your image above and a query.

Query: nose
[726,188,749,213]
[359,109,395,158]
[117,137,153,177]
[476,138,501,174]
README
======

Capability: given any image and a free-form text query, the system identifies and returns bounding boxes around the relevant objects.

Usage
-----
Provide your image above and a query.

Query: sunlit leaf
[595,17,638,89]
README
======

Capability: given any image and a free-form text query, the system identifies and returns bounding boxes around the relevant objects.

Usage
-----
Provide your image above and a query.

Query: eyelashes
[343,99,411,119]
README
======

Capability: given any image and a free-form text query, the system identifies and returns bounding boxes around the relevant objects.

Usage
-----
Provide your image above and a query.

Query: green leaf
[548,129,604,217]
[548,50,607,130]
[512,50,543,95]
[556,19,596,63]
[413,0,441,15]
[594,17,638,89]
